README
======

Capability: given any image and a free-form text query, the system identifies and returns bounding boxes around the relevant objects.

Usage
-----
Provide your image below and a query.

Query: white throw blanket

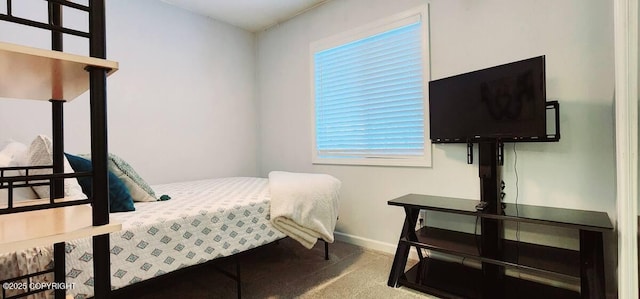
[268,171,341,249]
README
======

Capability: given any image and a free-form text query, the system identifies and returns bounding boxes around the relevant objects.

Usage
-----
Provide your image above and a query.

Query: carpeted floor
[111,238,433,299]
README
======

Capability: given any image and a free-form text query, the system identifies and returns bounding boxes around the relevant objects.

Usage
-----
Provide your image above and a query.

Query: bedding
[65,177,286,298]
[0,248,53,299]
[78,153,158,202]
[0,142,39,204]
[65,153,135,213]
[1,173,338,299]
[24,135,84,200]
[268,171,340,249]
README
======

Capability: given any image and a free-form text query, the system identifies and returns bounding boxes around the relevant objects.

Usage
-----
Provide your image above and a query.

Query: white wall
[257,0,615,264]
[0,0,258,184]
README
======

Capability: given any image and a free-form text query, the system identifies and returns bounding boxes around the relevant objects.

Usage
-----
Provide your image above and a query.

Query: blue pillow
[65,153,135,213]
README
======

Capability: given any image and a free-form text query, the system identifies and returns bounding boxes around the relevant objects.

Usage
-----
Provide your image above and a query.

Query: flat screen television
[429,56,547,143]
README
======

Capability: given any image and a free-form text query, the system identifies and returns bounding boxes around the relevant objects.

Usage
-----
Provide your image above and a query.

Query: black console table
[387,193,613,299]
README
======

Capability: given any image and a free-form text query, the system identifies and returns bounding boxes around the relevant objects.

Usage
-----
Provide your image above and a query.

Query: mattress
[2,177,286,299]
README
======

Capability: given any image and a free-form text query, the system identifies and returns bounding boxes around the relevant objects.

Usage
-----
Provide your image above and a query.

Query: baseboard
[334,231,427,261]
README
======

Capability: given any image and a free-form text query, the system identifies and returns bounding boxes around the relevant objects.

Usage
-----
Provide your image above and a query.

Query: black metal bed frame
[0,1,112,299]
[204,239,328,299]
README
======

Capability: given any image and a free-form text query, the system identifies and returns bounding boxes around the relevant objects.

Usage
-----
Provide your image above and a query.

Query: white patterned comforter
[1,177,286,299]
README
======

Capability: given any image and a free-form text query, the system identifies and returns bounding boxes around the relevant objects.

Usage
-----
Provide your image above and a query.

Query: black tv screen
[429,56,546,143]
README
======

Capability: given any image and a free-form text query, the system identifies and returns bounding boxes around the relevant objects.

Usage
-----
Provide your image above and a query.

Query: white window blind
[312,10,429,167]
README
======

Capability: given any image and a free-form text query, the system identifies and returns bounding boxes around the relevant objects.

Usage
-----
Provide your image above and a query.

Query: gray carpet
[113,238,433,299]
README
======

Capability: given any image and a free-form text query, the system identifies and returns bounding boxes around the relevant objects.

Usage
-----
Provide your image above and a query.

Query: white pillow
[25,135,84,200]
[0,141,39,205]
[0,141,28,163]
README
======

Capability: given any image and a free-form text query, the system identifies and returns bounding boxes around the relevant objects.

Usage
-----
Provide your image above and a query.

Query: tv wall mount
[465,100,560,165]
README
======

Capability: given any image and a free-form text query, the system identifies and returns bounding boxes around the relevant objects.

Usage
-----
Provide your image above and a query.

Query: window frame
[310,5,431,167]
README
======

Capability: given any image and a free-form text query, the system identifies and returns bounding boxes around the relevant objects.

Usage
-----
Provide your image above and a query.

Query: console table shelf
[389,194,612,232]
[405,226,580,279]
[387,194,612,299]
[402,258,581,299]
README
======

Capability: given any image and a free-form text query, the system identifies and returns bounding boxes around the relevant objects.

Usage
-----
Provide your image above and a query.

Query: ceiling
[159,0,328,32]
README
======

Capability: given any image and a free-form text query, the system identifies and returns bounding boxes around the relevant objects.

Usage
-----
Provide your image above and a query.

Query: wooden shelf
[0,203,121,254]
[0,41,119,101]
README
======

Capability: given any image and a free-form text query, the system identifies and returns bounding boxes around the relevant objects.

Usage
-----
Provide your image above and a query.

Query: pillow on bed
[0,140,28,164]
[79,153,157,202]
[0,141,39,204]
[25,135,85,200]
[65,153,135,213]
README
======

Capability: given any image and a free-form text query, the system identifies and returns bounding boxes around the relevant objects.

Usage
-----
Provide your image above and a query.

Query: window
[311,6,430,167]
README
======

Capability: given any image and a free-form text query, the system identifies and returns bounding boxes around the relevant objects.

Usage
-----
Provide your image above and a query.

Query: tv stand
[477,141,504,297]
[387,195,612,298]
[387,140,612,298]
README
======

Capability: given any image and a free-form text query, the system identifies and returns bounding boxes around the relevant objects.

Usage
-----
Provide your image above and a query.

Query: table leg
[387,207,420,287]
[579,230,605,299]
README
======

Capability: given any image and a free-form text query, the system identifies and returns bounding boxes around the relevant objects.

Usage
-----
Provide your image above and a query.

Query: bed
[68,177,287,298]
[1,173,340,299]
